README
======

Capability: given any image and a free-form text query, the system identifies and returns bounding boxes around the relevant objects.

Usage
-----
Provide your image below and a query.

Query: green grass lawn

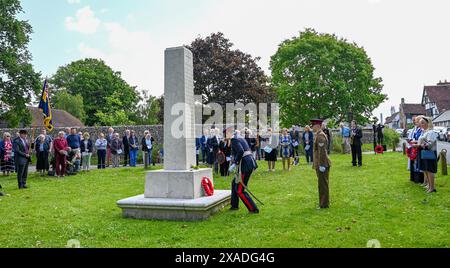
[0,153,449,248]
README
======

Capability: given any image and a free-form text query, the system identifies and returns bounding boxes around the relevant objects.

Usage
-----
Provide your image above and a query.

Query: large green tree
[271,29,387,127]
[130,91,163,125]
[52,90,86,123]
[0,0,41,127]
[50,58,140,126]
[187,32,274,108]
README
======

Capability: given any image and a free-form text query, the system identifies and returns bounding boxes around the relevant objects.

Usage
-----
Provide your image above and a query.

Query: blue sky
[19,0,450,120]
[21,0,213,80]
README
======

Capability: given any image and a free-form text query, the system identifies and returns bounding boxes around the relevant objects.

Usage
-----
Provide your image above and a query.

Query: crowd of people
[0,127,158,194]
[0,117,437,199]
[195,122,338,175]
[407,116,439,193]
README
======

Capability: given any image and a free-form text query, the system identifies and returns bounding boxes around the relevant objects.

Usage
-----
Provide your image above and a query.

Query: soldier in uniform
[311,119,332,209]
[227,127,259,214]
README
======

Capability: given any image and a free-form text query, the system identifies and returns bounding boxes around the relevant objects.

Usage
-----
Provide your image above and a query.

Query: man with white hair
[340,123,351,154]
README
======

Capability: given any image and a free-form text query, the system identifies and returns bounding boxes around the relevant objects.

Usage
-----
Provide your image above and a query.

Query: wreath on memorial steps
[202,177,214,197]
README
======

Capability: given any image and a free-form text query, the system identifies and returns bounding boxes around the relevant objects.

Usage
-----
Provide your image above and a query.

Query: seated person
[66,149,81,175]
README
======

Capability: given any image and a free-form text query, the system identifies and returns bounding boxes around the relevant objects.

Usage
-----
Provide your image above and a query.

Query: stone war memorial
[117,47,231,221]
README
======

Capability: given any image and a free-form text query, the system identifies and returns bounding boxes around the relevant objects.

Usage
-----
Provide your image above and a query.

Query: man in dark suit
[290,126,300,164]
[350,120,363,167]
[376,124,385,145]
[200,130,208,164]
[122,129,131,167]
[13,130,31,189]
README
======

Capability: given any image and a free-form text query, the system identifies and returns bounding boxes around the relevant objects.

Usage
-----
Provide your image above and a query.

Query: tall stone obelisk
[117,47,231,221]
[163,47,196,171]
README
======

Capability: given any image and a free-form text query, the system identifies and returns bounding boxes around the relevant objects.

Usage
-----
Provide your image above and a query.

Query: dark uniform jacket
[231,137,258,174]
[245,136,257,152]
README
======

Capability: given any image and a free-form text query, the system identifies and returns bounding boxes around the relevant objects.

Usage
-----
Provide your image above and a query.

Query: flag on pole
[38,80,54,132]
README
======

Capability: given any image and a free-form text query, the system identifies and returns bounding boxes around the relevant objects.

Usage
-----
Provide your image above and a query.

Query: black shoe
[22,185,28,189]
[0,192,4,196]
[249,209,260,214]
[230,207,239,211]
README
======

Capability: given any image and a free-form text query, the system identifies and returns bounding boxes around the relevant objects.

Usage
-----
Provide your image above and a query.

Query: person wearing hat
[227,127,259,214]
[12,130,32,189]
[311,119,332,209]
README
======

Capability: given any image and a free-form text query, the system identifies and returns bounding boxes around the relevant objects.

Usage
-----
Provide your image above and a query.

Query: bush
[384,128,401,151]
[151,144,163,164]
[332,136,344,154]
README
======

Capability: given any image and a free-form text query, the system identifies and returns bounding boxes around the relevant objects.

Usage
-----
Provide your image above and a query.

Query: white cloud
[78,43,105,59]
[78,22,164,95]
[69,0,450,120]
[65,6,101,34]
[67,0,81,5]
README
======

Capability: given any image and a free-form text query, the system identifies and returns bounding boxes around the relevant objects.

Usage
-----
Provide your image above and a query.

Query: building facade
[399,99,426,129]
[422,81,450,119]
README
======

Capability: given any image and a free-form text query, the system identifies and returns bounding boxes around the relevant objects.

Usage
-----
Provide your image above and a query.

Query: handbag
[304,145,311,151]
[264,146,273,154]
[117,149,123,155]
[421,150,436,160]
